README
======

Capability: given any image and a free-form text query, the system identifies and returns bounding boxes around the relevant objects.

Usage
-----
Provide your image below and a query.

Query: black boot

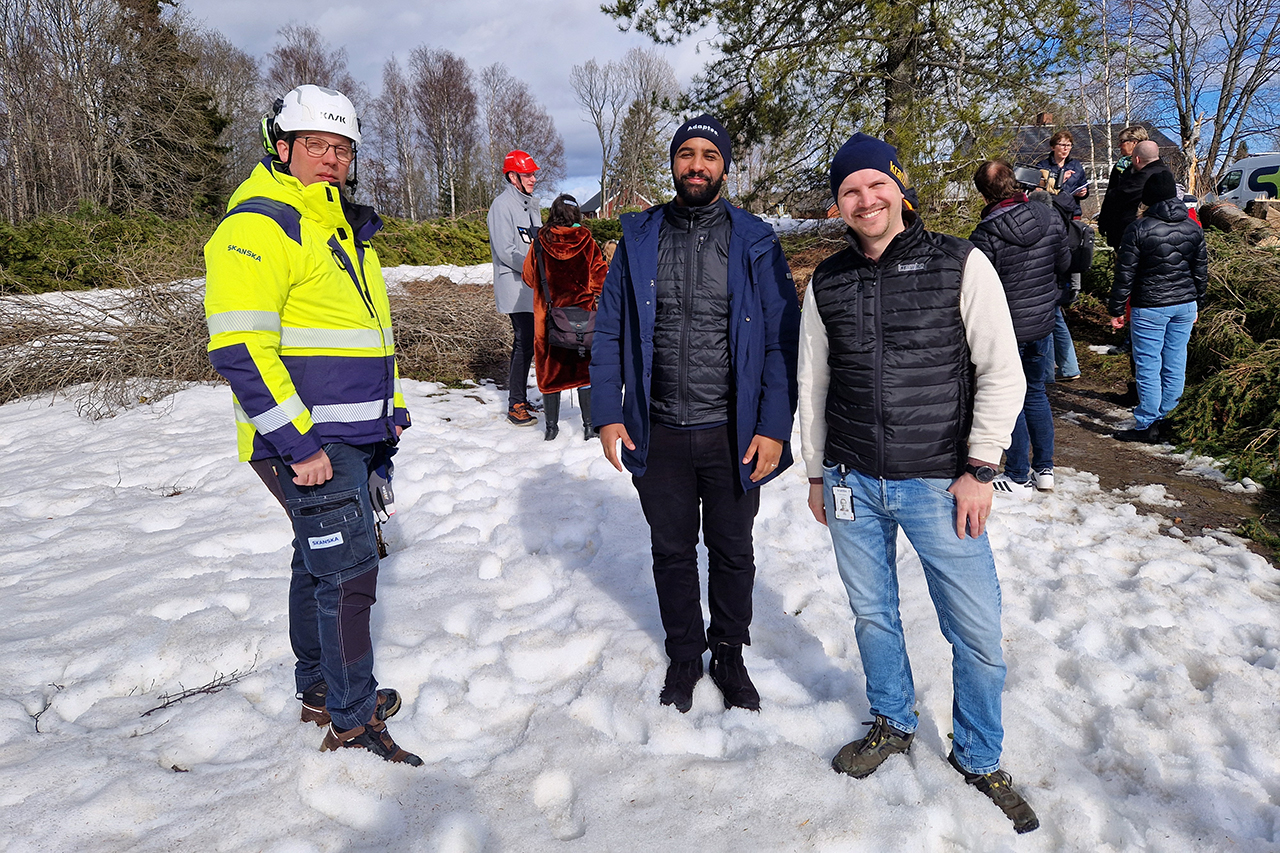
[709,642,760,711]
[659,657,703,713]
[543,392,560,441]
[579,387,598,439]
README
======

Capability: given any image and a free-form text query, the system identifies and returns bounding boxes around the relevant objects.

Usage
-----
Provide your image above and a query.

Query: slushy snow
[2,297,1279,850]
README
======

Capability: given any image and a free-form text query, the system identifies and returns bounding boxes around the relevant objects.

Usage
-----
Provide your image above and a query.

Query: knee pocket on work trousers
[286,487,377,579]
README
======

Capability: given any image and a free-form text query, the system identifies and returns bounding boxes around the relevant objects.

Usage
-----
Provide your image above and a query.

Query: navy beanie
[670,114,732,169]
[1142,169,1177,206]
[830,133,909,202]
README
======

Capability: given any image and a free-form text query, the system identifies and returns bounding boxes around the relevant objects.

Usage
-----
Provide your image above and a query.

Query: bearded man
[590,114,800,714]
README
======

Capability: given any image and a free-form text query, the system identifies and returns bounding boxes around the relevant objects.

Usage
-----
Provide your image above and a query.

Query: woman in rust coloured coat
[522,194,609,440]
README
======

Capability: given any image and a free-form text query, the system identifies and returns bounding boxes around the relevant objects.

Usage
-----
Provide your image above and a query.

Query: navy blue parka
[590,199,800,490]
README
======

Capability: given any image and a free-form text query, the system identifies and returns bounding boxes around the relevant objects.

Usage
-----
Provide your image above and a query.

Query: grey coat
[486,182,540,314]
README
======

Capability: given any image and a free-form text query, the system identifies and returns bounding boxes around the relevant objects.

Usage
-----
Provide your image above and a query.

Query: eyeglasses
[1054,141,1072,148]
[296,136,355,163]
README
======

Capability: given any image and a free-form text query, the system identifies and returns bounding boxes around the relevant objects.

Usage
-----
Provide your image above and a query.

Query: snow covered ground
[2,379,1280,851]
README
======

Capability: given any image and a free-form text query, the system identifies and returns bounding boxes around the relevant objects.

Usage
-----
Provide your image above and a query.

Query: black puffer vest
[811,216,975,479]
[650,200,733,426]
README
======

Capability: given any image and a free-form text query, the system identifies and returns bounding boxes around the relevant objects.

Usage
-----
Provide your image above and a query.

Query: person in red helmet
[488,150,543,425]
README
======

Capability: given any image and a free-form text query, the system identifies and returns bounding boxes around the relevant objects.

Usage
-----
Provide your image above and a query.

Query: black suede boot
[579,387,598,439]
[710,642,760,711]
[659,656,703,713]
[543,392,560,441]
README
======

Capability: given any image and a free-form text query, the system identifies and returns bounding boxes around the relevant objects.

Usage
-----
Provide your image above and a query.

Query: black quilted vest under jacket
[650,200,733,426]
[811,217,975,479]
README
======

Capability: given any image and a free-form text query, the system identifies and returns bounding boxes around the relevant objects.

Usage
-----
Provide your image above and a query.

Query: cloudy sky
[179,0,715,201]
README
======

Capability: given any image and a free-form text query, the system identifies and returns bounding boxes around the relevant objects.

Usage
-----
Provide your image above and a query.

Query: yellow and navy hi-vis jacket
[204,158,410,464]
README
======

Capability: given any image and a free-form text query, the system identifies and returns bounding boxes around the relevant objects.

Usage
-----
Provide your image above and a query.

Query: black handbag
[532,230,596,356]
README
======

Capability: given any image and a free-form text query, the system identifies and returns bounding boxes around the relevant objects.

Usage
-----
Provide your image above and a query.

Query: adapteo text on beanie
[829,133,910,202]
[669,114,732,169]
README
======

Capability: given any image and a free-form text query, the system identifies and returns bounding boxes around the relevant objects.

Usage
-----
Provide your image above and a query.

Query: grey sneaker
[831,715,914,778]
[947,751,1040,834]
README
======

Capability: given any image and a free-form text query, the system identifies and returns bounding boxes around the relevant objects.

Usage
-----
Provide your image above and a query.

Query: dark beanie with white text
[669,114,732,169]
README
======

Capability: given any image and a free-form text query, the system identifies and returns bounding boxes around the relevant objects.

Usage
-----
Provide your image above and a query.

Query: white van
[1212,153,1280,205]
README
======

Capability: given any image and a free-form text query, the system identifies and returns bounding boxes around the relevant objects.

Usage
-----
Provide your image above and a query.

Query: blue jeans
[1130,301,1197,429]
[1051,307,1079,380]
[822,465,1006,774]
[1006,335,1053,481]
[253,443,382,731]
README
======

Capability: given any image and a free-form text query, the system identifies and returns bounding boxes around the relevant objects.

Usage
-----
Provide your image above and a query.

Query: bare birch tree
[1131,0,1280,183]
[570,59,629,208]
[410,47,479,218]
[480,63,566,202]
[264,24,367,109]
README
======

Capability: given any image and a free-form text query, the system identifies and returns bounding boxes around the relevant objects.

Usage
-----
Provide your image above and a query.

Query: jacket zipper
[328,236,376,318]
[677,217,697,425]
[872,264,885,478]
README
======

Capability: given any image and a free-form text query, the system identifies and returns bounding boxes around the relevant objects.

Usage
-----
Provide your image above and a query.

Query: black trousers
[632,422,760,661]
[507,311,535,406]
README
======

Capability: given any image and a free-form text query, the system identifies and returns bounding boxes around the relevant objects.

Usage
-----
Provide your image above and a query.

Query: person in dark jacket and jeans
[1108,170,1208,442]
[591,114,800,714]
[970,160,1071,493]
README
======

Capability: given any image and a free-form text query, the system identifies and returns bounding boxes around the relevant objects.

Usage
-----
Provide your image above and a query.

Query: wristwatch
[964,463,998,483]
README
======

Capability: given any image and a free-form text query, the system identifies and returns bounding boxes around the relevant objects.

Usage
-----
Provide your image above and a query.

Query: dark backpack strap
[532,230,555,308]
[222,197,303,246]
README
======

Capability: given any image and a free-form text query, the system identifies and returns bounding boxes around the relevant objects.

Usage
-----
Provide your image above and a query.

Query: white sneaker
[1034,468,1054,492]
[992,474,1035,498]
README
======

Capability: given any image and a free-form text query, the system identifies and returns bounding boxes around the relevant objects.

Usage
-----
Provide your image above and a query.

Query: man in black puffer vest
[591,115,800,714]
[969,159,1070,493]
[1107,170,1208,442]
[798,134,1038,833]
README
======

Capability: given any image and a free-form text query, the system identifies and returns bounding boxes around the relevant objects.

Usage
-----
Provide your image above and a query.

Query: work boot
[543,392,560,441]
[831,715,914,778]
[579,387,598,439]
[1114,422,1161,443]
[947,751,1040,834]
[659,657,703,713]
[321,717,423,766]
[709,642,761,711]
[507,402,537,426]
[299,682,402,727]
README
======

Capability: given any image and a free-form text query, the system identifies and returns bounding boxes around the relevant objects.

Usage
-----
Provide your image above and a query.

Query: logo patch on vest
[308,532,344,550]
[897,262,925,272]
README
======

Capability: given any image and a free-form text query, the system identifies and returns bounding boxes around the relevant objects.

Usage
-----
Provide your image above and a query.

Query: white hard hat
[271,84,361,144]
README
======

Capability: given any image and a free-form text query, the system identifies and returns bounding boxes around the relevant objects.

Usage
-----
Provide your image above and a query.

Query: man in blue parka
[590,114,800,714]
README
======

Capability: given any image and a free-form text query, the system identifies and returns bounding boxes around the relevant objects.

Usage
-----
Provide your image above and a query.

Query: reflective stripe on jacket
[204,158,409,463]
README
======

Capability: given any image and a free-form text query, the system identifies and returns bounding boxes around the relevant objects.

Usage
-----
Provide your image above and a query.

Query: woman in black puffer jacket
[1107,170,1208,442]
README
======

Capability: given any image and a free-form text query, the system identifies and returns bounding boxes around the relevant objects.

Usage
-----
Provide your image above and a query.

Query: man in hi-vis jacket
[204,85,419,765]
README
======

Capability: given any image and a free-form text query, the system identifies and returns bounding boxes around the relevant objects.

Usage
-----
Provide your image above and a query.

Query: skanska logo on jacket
[228,244,262,262]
